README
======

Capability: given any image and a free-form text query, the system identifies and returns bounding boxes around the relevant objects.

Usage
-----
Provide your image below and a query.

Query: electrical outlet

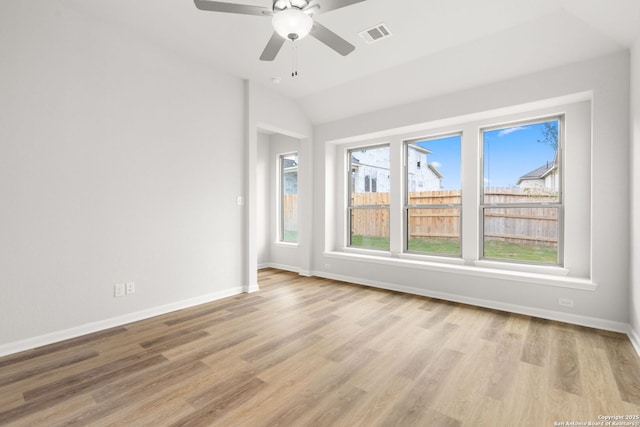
[126,282,136,295]
[558,298,574,308]
[114,283,125,297]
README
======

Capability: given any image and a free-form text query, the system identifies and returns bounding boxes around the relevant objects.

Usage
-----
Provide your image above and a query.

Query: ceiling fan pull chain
[291,42,299,77]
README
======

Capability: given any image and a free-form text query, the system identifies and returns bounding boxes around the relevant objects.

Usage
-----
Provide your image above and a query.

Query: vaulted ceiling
[64,0,640,124]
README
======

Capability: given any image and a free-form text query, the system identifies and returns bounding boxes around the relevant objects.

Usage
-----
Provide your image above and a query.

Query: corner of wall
[630,37,640,358]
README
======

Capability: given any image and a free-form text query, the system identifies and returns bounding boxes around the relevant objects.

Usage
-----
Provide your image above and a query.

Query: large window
[481,117,562,264]
[335,100,593,281]
[348,145,390,250]
[405,134,462,256]
[280,153,298,243]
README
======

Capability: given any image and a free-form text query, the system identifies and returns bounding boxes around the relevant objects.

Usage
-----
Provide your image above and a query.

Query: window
[405,134,462,256]
[333,100,591,282]
[280,153,298,243]
[481,118,562,264]
[348,145,390,250]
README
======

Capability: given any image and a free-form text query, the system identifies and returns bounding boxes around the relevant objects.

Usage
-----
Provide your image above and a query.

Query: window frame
[479,115,564,266]
[403,133,463,258]
[347,143,391,251]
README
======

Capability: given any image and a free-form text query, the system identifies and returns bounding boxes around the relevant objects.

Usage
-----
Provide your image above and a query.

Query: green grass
[282,230,298,243]
[483,240,557,263]
[351,235,558,263]
[350,235,390,250]
[408,238,460,256]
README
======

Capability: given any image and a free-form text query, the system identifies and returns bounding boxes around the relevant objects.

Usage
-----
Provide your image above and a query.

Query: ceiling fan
[194,0,368,61]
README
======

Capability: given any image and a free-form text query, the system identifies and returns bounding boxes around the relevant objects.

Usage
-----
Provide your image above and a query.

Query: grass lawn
[408,238,460,255]
[350,235,390,250]
[351,235,557,263]
[282,230,298,243]
[483,240,557,263]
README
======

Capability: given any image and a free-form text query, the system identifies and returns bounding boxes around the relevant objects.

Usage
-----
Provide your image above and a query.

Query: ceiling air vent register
[358,23,392,44]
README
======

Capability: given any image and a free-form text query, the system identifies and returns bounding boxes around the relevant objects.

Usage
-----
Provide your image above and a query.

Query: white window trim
[324,250,595,291]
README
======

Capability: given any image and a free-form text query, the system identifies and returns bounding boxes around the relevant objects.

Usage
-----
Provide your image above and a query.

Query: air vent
[358,23,392,44]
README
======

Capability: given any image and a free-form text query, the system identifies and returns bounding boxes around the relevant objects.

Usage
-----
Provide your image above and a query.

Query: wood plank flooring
[1,268,639,426]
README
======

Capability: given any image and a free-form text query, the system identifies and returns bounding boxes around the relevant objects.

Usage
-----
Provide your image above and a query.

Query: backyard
[351,235,557,263]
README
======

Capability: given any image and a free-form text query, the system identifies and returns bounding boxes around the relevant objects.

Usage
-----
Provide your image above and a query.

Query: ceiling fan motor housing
[273,0,311,12]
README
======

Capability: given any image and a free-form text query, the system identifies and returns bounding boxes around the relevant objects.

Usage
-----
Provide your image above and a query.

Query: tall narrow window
[405,134,462,256]
[348,145,390,250]
[481,118,562,264]
[280,153,298,243]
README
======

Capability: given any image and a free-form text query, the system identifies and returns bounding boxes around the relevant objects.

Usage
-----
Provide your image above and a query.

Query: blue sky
[416,135,462,190]
[483,121,557,187]
[415,121,558,190]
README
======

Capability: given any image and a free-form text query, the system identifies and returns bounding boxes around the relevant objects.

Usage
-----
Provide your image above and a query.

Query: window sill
[473,259,568,276]
[324,250,596,291]
[273,242,299,248]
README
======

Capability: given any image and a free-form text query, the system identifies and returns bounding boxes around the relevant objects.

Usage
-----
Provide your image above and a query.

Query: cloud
[498,126,526,137]
[430,161,442,168]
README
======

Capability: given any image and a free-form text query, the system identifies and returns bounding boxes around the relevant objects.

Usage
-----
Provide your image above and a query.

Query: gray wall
[0,2,245,351]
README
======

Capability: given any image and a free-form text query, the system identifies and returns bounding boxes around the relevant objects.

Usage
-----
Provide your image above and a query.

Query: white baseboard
[260,262,310,277]
[0,286,244,358]
[246,283,261,293]
[312,270,630,334]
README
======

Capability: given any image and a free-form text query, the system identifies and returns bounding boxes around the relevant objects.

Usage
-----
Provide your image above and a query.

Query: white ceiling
[63,0,640,124]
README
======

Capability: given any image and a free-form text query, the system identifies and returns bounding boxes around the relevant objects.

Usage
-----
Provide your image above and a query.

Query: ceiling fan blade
[260,32,286,61]
[310,22,355,56]
[317,0,367,13]
[194,0,271,16]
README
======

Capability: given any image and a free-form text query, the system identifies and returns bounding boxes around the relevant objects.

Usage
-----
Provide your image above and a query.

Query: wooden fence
[348,189,559,246]
[482,188,558,246]
[282,194,297,233]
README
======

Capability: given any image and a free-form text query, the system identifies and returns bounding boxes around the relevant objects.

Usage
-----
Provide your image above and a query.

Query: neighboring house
[351,146,443,193]
[407,145,443,192]
[517,159,559,190]
[351,149,391,193]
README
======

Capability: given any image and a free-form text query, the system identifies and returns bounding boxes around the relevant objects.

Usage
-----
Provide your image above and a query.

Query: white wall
[0,2,245,352]
[257,133,271,267]
[313,51,631,330]
[631,39,640,350]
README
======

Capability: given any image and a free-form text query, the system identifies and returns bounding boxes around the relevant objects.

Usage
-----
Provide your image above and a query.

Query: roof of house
[517,161,556,184]
[283,158,298,170]
[428,163,444,179]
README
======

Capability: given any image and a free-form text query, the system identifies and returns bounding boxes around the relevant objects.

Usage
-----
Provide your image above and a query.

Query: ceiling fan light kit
[194,0,367,62]
[272,8,313,41]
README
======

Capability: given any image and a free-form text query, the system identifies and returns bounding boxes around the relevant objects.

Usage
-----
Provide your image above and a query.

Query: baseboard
[260,262,311,277]
[0,286,244,358]
[312,270,630,334]
[629,325,640,358]
[246,283,261,293]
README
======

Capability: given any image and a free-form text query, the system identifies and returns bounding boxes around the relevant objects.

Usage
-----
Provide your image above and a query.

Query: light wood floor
[1,269,639,426]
